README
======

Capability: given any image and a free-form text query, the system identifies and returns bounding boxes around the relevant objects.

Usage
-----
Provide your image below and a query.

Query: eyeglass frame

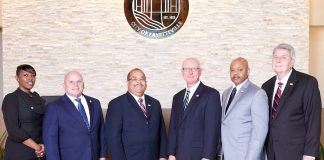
[182,67,200,72]
[128,77,146,82]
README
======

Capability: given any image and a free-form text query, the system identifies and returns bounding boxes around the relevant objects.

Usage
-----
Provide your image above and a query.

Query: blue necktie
[75,98,90,130]
[183,89,190,111]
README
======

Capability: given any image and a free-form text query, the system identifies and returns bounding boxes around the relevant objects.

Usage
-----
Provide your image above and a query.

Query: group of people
[1,43,322,160]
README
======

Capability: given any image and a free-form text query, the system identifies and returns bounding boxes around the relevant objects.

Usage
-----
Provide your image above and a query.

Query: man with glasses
[168,57,222,160]
[105,68,168,160]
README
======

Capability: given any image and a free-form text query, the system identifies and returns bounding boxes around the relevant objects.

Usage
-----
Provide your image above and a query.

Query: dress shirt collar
[185,81,200,101]
[232,78,248,95]
[275,69,292,92]
[129,92,146,106]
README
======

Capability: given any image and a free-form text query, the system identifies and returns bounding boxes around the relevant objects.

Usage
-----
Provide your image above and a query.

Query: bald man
[168,58,222,160]
[43,71,107,160]
[221,57,268,160]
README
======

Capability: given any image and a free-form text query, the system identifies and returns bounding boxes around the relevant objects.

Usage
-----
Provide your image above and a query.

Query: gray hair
[272,43,295,59]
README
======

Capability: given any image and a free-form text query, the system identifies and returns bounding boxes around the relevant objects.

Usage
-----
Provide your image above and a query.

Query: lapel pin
[30,107,34,110]
[196,94,199,97]
[148,104,151,107]
[89,99,92,103]
[289,83,293,86]
[240,90,244,93]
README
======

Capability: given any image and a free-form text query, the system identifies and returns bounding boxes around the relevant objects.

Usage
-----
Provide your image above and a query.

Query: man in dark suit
[262,43,322,160]
[43,71,107,160]
[105,68,168,160]
[168,57,222,160]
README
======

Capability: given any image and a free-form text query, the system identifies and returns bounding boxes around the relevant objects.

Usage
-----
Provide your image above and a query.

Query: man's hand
[99,157,106,160]
[35,144,45,157]
[169,155,176,160]
[303,155,315,160]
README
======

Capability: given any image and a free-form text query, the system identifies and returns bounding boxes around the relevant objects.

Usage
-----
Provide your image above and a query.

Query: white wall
[2,0,309,109]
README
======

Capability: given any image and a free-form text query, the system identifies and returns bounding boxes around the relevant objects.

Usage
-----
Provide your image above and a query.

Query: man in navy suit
[262,43,321,160]
[168,58,222,160]
[105,68,168,160]
[43,71,107,160]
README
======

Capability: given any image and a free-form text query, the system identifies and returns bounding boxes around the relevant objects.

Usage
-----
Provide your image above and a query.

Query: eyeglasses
[128,77,146,82]
[182,67,200,72]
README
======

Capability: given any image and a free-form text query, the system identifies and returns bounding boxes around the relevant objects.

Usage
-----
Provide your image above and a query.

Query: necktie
[272,82,283,118]
[183,89,190,111]
[138,98,147,117]
[75,98,90,129]
[225,87,236,114]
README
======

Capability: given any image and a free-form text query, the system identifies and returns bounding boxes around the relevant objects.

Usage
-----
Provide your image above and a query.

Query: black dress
[2,88,46,160]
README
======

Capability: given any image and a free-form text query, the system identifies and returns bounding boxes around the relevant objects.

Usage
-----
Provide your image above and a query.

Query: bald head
[230,57,250,86]
[182,57,201,69]
[230,57,249,69]
[182,57,202,88]
[63,71,84,98]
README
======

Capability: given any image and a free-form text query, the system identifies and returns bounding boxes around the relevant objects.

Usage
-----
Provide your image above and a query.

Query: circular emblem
[124,0,189,39]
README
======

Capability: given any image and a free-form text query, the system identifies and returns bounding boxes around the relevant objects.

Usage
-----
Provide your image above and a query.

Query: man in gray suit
[221,57,269,160]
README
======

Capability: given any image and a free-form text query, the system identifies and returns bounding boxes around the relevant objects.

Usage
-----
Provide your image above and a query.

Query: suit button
[146,122,148,125]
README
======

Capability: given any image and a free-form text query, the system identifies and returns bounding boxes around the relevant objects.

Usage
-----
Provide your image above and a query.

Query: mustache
[134,84,144,87]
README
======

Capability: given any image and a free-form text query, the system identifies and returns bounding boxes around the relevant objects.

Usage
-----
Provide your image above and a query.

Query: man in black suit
[262,43,322,160]
[105,68,168,160]
[168,57,222,160]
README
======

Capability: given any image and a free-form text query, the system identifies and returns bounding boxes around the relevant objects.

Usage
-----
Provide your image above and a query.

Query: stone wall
[2,0,309,109]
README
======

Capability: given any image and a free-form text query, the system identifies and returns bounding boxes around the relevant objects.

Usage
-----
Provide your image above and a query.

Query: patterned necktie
[225,87,236,114]
[272,82,283,118]
[183,89,190,111]
[138,98,147,117]
[75,98,90,129]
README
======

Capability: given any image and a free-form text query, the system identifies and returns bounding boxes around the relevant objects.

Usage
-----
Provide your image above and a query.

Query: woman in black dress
[2,64,46,160]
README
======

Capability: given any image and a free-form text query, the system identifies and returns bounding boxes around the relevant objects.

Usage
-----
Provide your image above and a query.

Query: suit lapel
[144,96,152,119]
[84,95,94,131]
[175,89,186,121]
[126,92,148,119]
[222,89,230,120]
[62,95,89,131]
[274,69,297,119]
[180,83,204,123]
[223,80,250,119]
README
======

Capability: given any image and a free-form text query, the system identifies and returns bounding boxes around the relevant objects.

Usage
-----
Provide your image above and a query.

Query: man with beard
[105,68,168,160]
[221,57,268,160]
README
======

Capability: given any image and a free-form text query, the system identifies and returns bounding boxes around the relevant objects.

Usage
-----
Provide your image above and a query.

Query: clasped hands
[35,144,45,158]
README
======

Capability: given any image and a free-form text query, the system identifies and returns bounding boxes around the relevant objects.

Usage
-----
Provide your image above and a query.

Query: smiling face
[63,71,84,98]
[230,57,250,86]
[16,70,36,93]
[127,69,147,97]
[182,58,201,88]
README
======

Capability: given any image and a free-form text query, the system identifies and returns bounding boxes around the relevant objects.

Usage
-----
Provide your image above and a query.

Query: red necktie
[272,82,283,118]
[138,98,147,117]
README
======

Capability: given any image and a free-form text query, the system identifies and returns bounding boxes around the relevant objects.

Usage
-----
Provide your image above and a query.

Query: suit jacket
[262,69,322,160]
[105,92,168,160]
[43,94,107,160]
[221,80,268,160]
[168,82,222,160]
[2,88,46,160]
